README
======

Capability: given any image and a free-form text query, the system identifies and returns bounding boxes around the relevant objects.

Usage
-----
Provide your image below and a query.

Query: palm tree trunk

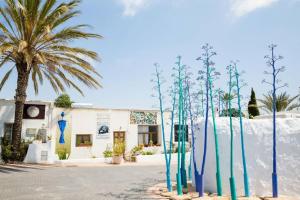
[12,63,30,159]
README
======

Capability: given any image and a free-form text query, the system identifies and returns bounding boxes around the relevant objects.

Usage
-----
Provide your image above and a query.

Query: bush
[54,94,73,108]
[1,138,30,163]
[220,108,245,117]
[57,148,68,160]
[130,145,144,156]
[141,151,154,155]
[103,150,113,158]
[113,142,125,156]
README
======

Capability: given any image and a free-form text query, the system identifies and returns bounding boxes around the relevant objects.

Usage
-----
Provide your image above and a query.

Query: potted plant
[103,148,113,164]
[112,142,125,164]
[130,145,143,162]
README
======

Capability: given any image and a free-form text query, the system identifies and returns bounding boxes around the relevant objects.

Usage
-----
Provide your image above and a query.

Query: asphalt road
[0,164,170,200]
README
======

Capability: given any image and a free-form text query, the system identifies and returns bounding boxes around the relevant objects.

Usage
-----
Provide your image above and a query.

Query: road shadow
[0,164,44,174]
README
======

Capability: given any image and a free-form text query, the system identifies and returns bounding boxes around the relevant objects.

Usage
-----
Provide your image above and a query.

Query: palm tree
[259,92,300,112]
[221,92,236,111]
[0,0,102,158]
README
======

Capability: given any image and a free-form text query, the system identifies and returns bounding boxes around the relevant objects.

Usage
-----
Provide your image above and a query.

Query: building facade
[0,99,177,160]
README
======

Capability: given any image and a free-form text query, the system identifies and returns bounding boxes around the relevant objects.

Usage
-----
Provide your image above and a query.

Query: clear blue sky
[1,0,300,109]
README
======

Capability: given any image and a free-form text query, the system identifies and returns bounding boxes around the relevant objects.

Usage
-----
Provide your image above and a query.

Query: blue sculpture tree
[196,44,222,197]
[262,44,287,198]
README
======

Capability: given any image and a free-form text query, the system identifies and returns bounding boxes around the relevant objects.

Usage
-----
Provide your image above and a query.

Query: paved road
[0,164,171,200]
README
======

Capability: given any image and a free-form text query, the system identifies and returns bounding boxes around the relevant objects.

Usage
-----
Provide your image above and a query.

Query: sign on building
[96,113,110,139]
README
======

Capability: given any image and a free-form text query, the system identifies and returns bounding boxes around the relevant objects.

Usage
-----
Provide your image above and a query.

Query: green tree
[0,0,102,158]
[259,92,300,113]
[222,92,235,111]
[54,94,73,108]
[248,88,260,118]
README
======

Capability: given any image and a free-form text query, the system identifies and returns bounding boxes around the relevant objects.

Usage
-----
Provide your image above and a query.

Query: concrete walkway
[0,164,173,200]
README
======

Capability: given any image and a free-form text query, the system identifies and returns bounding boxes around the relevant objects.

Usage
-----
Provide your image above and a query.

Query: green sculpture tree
[233,61,250,197]
[152,63,174,192]
[227,64,237,200]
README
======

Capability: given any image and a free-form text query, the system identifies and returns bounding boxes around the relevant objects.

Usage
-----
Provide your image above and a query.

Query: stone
[208,194,230,200]
[169,194,192,200]
[263,196,300,200]
[237,197,262,200]
[161,191,177,197]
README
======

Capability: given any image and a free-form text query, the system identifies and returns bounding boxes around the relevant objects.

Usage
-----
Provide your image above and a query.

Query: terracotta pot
[112,155,123,164]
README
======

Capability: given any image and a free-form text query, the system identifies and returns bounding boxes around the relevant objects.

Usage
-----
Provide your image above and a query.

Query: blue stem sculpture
[196,44,222,197]
[227,65,237,200]
[233,62,250,197]
[263,44,287,198]
[185,73,199,186]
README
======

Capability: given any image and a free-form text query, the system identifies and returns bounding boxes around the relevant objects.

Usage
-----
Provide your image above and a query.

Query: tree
[262,44,287,197]
[248,88,260,118]
[152,63,173,192]
[259,92,300,113]
[0,0,102,158]
[54,94,73,108]
[222,92,235,111]
[197,44,222,197]
[226,64,237,200]
[233,61,249,197]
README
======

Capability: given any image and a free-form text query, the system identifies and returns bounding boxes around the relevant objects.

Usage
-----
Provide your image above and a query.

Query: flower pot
[112,155,123,164]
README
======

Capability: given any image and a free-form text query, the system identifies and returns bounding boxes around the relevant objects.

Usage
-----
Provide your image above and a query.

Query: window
[4,123,13,143]
[76,135,92,147]
[138,125,159,146]
[174,125,188,142]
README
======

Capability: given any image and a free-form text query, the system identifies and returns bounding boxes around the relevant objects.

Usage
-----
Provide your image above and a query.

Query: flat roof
[0,99,168,112]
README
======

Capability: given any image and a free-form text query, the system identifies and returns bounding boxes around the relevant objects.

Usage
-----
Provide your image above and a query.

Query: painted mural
[130,111,157,125]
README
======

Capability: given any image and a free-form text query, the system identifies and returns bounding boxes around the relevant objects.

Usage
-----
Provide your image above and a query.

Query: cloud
[230,0,279,17]
[119,0,150,16]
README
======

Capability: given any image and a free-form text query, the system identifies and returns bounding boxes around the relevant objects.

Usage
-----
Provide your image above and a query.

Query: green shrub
[103,150,113,158]
[1,138,30,163]
[220,108,245,117]
[130,145,144,156]
[54,94,73,108]
[141,151,154,155]
[113,142,125,156]
[57,148,68,160]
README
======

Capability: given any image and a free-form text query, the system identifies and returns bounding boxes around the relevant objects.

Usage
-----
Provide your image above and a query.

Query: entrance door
[113,131,125,145]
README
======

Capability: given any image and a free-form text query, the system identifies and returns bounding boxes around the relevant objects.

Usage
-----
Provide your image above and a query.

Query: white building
[0,99,185,161]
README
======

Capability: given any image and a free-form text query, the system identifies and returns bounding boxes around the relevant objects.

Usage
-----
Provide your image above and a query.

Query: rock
[169,194,192,200]
[208,194,230,200]
[237,197,261,200]
[263,196,300,200]
[161,191,177,197]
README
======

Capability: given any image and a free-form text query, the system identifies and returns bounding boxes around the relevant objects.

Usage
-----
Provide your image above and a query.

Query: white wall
[0,100,52,139]
[193,117,300,197]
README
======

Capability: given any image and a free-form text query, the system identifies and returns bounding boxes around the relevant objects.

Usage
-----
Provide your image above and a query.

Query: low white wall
[137,152,191,165]
[193,117,300,197]
[24,141,56,164]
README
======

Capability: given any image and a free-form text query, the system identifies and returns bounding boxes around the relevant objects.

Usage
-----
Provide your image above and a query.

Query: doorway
[113,131,125,145]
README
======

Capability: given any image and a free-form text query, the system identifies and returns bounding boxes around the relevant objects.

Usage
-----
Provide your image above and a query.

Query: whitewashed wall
[0,99,52,139]
[193,117,300,197]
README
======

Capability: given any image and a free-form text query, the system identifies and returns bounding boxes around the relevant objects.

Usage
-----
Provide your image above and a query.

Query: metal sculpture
[262,44,287,198]
[196,44,222,197]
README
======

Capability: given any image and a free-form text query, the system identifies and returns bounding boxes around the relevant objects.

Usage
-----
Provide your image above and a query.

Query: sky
[0,0,300,109]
